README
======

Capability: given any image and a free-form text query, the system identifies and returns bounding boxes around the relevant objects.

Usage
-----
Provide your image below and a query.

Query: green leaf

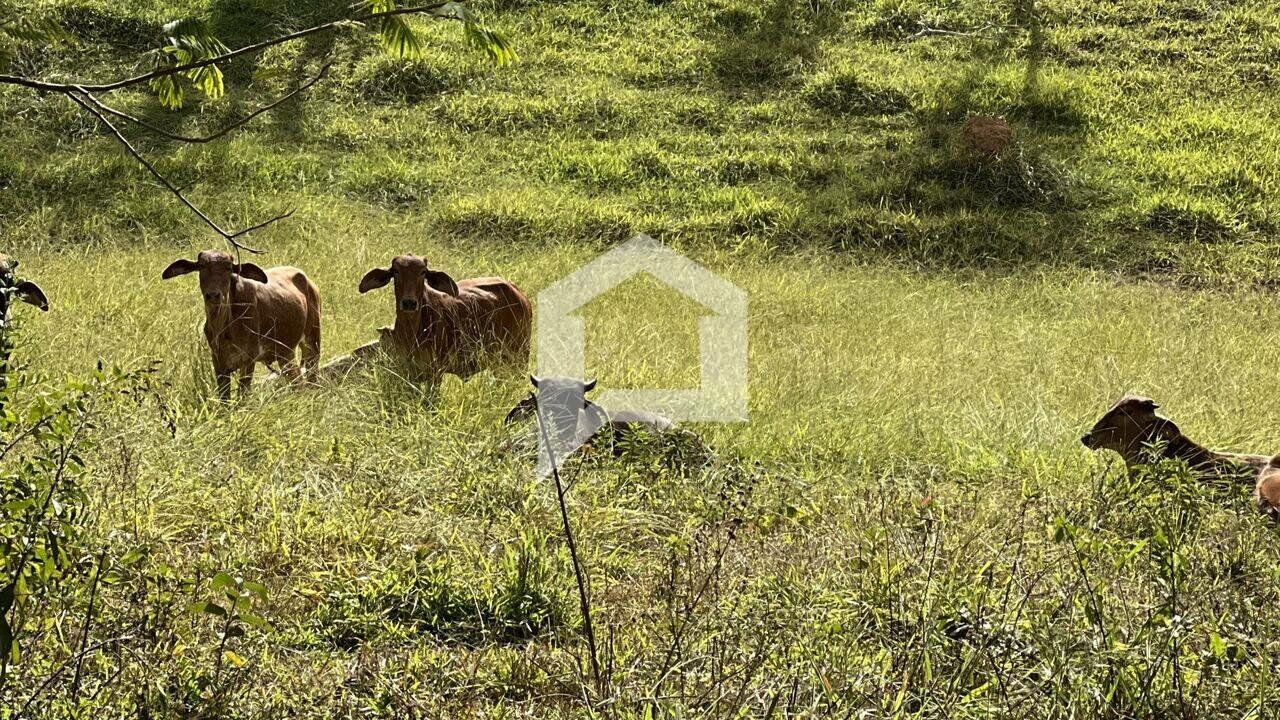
[1209,632,1227,658]
[378,15,422,60]
[242,580,268,602]
[188,600,227,617]
[148,17,230,110]
[240,612,274,632]
[463,21,517,67]
[210,572,236,593]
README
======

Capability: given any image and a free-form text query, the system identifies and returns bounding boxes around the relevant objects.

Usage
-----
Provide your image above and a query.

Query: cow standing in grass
[358,254,531,378]
[163,250,321,400]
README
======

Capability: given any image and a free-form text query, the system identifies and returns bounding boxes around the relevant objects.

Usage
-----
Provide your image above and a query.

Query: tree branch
[88,62,332,144]
[0,3,455,94]
[67,90,285,253]
[0,1,495,253]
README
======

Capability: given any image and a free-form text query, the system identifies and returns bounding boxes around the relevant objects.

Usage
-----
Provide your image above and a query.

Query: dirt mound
[961,116,1013,158]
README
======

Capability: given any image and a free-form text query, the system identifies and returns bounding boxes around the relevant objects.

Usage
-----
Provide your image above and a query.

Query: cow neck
[204,276,254,347]
[1162,433,1230,471]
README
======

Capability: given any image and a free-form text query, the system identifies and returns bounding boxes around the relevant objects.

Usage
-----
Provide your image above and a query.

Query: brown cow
[163,250,321,400]
[1080,395,1267,476]
[1254,454,1280,520]
[358,254,530,378]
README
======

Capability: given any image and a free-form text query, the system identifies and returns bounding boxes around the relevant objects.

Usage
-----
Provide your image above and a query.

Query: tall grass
[5,0,1280,715]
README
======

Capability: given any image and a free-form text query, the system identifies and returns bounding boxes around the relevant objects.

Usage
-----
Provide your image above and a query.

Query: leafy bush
[0,364,154,691]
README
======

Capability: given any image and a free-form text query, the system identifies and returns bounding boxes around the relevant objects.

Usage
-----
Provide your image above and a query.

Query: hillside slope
[3,0,1280,283]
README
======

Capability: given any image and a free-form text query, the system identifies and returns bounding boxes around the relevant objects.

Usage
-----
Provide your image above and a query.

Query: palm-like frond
[149,17,230,110]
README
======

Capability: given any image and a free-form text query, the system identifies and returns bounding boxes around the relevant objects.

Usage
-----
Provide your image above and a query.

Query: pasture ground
[5,0,1280,716]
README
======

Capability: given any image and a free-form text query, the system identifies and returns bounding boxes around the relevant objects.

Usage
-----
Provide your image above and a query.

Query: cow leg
[303,313,321,374]
[237,365,254,397]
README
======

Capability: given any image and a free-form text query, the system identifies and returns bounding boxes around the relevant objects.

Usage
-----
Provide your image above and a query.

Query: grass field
[5,0,1280,717]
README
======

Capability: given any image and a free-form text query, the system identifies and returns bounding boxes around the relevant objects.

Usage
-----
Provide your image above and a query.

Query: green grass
[5,0,1280,716]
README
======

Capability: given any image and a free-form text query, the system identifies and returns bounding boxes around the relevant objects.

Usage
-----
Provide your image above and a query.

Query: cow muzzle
[399,298,419,312]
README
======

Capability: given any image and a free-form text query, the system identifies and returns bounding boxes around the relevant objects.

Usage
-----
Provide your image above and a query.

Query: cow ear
[425,270,460,297]
[530,374,541,388]
[162,258,200,279]
[234,263,269,284]
[584,378,597,393]
[359,268,393,294]
[15,281,48,311]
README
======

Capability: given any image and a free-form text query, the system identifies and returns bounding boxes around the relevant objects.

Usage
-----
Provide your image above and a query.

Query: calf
[359,254,530,378]
[1255,455,1280,520]
[1080,395,1267,477]
[163,250,321,399]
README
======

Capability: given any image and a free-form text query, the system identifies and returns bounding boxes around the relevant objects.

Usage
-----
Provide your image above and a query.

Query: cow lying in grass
[1080,395,1268,477]
[357,254,530,379]
[504,375,708,472]
[163,250,322,400]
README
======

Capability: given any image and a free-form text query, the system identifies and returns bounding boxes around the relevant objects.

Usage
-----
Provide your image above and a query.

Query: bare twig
[69,549,108,705]
[0,3,456,94]
[16,635,134,717]
[0,2,486,253]
[66,90,286,253]
[88,63,332,144]
[532,399,604,700]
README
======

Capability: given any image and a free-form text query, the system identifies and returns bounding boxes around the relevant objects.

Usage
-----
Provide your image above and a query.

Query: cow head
[0,254,50,329]
[1080,395,1182,464]
[359,254,459,313]
[162,250,268,309]
[529,374,599,436]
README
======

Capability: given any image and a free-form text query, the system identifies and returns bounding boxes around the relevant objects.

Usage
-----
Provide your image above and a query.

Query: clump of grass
[1143,196,1237,243]
[800,63,911,116]
[926,65,1094,131]
[343,56,472,105]
[310,538,571,649]
[851,0,929,40]
[57,3,156,49]
[897,131,1079,211]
